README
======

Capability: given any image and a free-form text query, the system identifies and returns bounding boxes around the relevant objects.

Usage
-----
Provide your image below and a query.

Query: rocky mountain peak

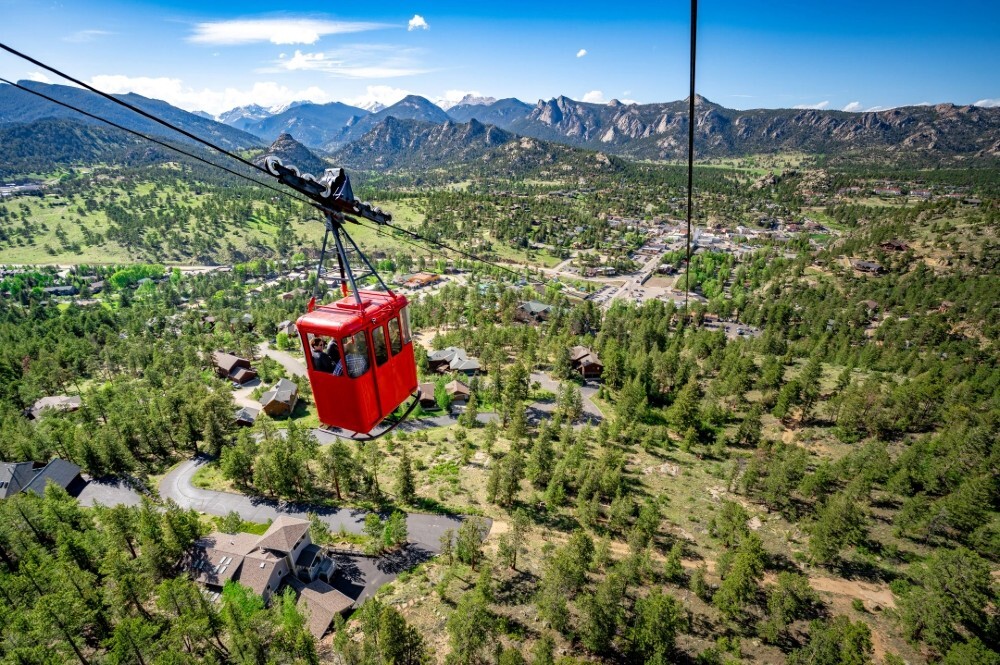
[253,132,327,175]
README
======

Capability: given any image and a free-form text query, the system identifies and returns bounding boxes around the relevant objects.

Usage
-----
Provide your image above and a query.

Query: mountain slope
[329,116,629,185]
[0,80,262,152]
[447,97,533,125]
[331,117,514,170]
[239,101,368,146]
[0,117,165,178]
[322,95,453,151]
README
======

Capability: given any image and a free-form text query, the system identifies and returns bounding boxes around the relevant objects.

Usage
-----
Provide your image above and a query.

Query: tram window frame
[387,317,403,355]
[399,306,412,344]
[340,331,371,379]
[372,325,390,367]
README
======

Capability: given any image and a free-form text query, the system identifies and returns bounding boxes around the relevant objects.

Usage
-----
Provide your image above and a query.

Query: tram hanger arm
[263,156,392,226]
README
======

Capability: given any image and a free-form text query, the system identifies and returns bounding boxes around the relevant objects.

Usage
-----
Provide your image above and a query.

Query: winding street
[159,457,472,554]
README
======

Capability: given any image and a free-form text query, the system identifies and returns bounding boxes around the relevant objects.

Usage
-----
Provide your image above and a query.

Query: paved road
[530,371,603,427]
[76,477,147,508]
[258,341,307,377]
[160,458,476,553]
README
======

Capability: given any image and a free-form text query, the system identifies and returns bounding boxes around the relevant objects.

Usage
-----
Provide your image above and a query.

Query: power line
[685,0,698,309]
[0,77,315,207]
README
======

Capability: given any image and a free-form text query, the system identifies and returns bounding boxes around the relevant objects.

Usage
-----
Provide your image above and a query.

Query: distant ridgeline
[2,81,1000,180]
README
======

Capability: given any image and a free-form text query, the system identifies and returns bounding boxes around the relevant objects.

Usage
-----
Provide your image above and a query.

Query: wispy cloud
[582,90,604,103]
[974,98,1000,107]
[842,101,862,112]
[866,105,887,112]
[64,29,112,43]
[267,46,430,79]
[729,94,754,98]
[26,71,52,83]
[89,74,332,116]
[576,49,587,58]
[793,100,830,110]
[188,18,389,46]
[407,15,429,31]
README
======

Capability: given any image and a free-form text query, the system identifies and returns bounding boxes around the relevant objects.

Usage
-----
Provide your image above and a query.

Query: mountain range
[216,91,1000,162]
[2,80,999,177]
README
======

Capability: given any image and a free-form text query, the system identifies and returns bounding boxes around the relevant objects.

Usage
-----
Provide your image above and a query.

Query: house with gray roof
[427,347,482,376]
[515,300,553,324]
[27,395,82,420]
[1,459,83,498]
[259,378,299,417]
[235,406,259,427]
[0,462,35,499]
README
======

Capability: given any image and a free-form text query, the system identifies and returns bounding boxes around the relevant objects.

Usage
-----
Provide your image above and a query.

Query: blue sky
[1,0,997,116]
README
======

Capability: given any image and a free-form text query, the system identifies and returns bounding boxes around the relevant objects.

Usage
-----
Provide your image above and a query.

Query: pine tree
[395,444,416,504]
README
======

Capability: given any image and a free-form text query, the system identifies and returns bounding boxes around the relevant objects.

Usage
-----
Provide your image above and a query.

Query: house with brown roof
[213,351,258,385]
[417,382,437,408]
[445,379,471,406]
[880,239,909,252]
[286,577,354,639]
[186,516,349,637]
[401,272,441,289]
[570,346,604,379]
[259,378,299,417]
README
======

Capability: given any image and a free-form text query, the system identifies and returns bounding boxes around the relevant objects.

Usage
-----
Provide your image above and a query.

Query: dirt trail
[805,575,895,609]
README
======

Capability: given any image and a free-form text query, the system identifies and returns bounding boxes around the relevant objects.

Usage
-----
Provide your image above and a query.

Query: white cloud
[974,98,1000,107]
[582,90,604,103]
[620,99,639,105]
[89,74,332,116]
[345,85,412,109]
[268,48,430,79]
[408,15,429,31]
[64,29,111,43]
[842,101,862,112]
[793,100,830,110]
[26,71,52,83]
[866,105,887,112]
[576,49,587,58]
[189,18,388,46]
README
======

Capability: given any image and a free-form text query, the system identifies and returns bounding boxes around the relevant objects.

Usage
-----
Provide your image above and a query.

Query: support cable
[684,0,699,309]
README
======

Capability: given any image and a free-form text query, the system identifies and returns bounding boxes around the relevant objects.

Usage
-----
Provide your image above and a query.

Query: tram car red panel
[296,291,417,434]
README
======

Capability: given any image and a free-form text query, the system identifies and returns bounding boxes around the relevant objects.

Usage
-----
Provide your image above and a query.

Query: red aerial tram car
[265,157,419,438]
[296,291,417,435]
